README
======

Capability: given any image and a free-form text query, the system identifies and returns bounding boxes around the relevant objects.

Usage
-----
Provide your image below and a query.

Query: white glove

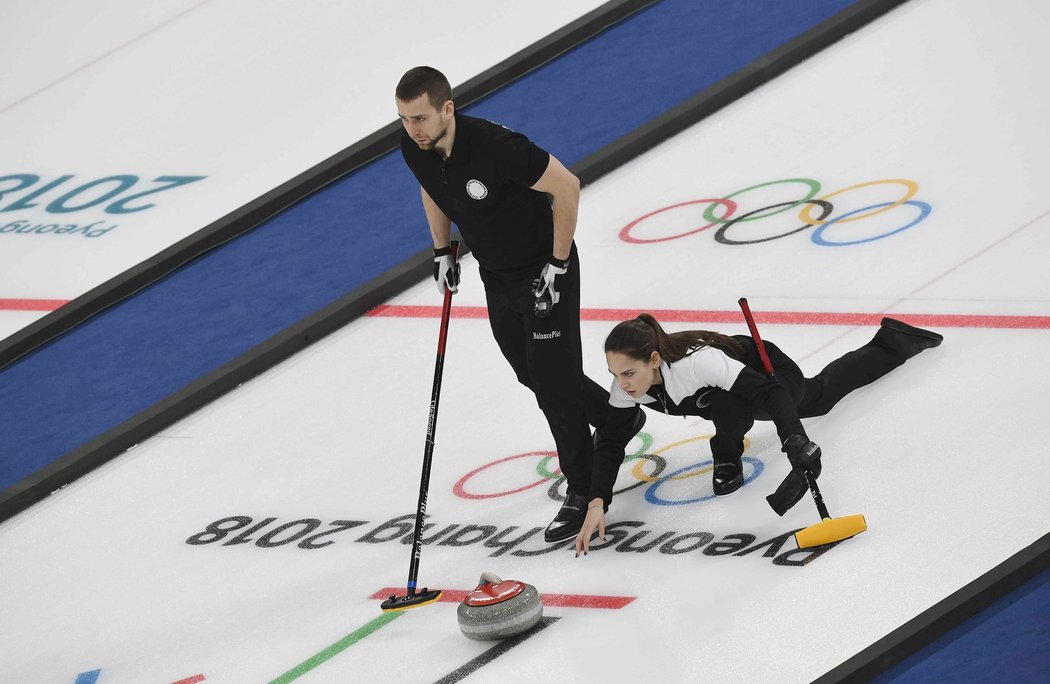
[433,246,460,295]
[532,256,569,308]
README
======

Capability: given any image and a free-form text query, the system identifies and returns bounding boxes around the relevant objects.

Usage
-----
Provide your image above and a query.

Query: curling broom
[738,298,867,549]
[380,242,460,611]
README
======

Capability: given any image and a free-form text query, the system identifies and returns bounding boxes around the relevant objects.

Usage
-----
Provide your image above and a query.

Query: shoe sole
[544,527,583,543]
[714,478,744,496]
[880,317,943,346]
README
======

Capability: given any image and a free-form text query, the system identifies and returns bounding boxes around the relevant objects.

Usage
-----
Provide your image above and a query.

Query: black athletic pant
[481,245,609,498]
[703,332,912,459]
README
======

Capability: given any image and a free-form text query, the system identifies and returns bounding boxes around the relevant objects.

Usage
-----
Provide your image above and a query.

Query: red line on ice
[0,298,69,311]
[370,588,634,609]
[367,305,1050,329]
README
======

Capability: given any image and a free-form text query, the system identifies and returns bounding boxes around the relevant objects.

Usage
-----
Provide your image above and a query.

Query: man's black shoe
[876,317,943,359]
[712,457,743,496]
[544,492,588,542]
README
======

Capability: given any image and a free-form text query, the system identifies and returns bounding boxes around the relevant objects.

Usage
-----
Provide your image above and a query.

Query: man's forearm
[420,186,453,248]
[551,191,578,261]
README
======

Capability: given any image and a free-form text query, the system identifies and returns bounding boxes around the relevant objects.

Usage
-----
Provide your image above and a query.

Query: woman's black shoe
[712,457,743,496]
[877,317,943,359]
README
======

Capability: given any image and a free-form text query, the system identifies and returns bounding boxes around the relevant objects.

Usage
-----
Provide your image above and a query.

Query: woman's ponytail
[605,313,746,363]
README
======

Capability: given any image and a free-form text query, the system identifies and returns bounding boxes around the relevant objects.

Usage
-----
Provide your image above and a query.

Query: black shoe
[877,317,943,359]
[712,457,743,496]
[592,407,647,449]
[544,492,588,542]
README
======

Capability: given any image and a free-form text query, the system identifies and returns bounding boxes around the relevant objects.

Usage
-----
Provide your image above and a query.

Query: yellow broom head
[794,514,867,549]
[380,588,444,611]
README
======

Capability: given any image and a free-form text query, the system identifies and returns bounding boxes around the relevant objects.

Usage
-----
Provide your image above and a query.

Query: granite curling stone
[457,572,543,640]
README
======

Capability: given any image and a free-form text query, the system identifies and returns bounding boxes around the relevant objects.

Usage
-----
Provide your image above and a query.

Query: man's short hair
[396,66,453,110]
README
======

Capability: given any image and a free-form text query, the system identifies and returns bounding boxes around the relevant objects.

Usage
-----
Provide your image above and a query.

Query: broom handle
[405,241,458,595]
[738,298,775,378]
[737,298,831,520]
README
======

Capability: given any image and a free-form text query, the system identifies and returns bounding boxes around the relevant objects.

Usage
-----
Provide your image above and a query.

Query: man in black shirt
[395,66,642,543]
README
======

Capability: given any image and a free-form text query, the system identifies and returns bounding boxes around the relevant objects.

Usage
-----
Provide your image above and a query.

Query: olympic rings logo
[452,432,764,507]
[619,178,932,246]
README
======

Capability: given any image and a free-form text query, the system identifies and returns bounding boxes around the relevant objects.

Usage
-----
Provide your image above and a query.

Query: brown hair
[604,313,745,364]
[396,66,453,111]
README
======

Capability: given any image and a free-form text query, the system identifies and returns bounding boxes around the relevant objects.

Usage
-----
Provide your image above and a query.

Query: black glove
[532,256,569,318]
[433,246,460,295]
[782,434,821,478]
[766,469,808,516]
[766,435,822,516]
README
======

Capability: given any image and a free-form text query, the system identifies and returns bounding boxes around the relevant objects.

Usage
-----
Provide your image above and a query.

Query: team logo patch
[466,179,488,200]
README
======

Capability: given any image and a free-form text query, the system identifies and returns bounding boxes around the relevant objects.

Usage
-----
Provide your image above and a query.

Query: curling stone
[457,572,543,641]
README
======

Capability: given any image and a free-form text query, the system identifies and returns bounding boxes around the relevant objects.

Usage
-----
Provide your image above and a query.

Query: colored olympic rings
[453,432,763,507]
[620,177,931,246]
[619,198,736,244]
[812,200,931,246]
[645,457,764,506]
[799,179,917,225]
[453,451,560,500]
[702,179,821,223]
[629,434,751,482]
[546,453,668,503]
[715,200,832,245]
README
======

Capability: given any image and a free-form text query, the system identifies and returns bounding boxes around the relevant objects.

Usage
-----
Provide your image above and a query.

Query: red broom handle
[738,298,775,378]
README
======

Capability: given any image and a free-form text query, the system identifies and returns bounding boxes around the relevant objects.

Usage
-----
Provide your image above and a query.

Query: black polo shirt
[400,113,553,279]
